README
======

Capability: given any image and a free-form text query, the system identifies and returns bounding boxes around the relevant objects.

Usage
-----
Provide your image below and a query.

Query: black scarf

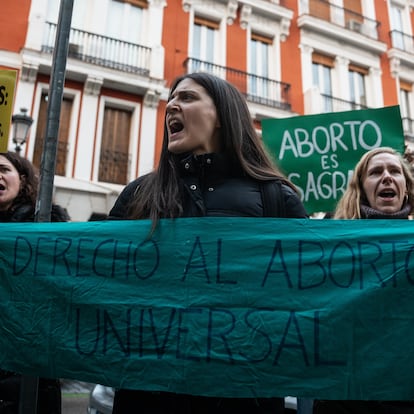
[360,203,411,219]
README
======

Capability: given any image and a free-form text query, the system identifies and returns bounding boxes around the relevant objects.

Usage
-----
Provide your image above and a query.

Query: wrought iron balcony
[184,58,291,111]
[41,22,151,75]
[321,93,368,112]
[305,0,380,40]
[98,149,130,185]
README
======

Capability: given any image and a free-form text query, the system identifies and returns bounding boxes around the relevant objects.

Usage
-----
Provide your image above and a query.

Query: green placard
[262,106,405,214]
[1,218,414,400]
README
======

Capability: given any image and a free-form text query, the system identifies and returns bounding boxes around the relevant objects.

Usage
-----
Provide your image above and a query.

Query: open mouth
[169,119,184,134]
[0,184,5,191]
[378,189,396,199]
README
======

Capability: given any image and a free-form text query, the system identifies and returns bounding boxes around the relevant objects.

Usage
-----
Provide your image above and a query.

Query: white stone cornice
[240,4,252,29]
[182,0,235,24]
[390,57,400,78]
[227,0,238,25]
[21,63,39,83]
[144,89,161,108]
[369,67,381,77]
[299,43,314,55]
[84,76,103,96]
[182,0,192,12]
[280,18,291,41]
[335,56,350,66]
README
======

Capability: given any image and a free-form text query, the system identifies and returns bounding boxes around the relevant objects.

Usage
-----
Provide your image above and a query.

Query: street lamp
[12,108,34,154]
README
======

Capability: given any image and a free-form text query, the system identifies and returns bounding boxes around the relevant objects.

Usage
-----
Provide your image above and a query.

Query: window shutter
[114,0,148,8]
[194,16,220,30]
[251,33,273,44]
[33,92,71,176]
[349,63,368,75]
[400,80,412,92]
[98,106,131,184]
[312,52,335,68]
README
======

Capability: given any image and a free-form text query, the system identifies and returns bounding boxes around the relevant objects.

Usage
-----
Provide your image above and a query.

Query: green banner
[262,106,405,214]
[1,218,414,400]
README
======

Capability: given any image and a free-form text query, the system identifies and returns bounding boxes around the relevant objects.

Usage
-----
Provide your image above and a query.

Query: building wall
[0,2,31,52]
[1,0,413,220]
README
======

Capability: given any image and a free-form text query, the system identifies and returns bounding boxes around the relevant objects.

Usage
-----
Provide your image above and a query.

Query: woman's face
[165,78,221,155]
[362,152,407,214]
[0,155,22,211]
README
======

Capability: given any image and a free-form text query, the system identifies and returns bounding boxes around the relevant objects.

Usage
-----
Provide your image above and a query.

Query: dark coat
[0,202,69,414]
[0,203,70,223]
[109,153,307,414]
[109,153,308,220]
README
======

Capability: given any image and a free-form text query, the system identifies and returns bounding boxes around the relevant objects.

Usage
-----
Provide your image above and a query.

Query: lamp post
[12,108,34,154]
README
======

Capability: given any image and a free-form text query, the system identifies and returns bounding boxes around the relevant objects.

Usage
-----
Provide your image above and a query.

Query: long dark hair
[1,151,39,212]
[127,72,294,223]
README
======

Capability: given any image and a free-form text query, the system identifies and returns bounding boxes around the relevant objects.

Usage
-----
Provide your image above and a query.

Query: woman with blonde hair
[315,146,414,414]
[334,146,414,219]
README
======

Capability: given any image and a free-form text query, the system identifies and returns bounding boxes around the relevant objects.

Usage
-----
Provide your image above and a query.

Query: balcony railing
[307,0,380,40]
[390,30,414,53]
[41,22,151,75]
[184,58,291,111]
[98,149,129,185]
[321,93,368,112]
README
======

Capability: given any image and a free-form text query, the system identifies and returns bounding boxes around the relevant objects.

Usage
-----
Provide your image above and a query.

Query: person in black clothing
[0,151,69,222]
[314,147,414,414]
[0,151,69,413]
[108,72,308,413]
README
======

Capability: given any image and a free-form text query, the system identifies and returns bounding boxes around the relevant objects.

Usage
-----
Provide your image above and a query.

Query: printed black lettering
[262,240,292,288]
[207,308,235,363]
[273,311,309,366]
[182,236,210,283]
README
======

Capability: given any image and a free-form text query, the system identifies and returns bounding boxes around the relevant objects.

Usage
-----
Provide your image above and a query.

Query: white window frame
[312,62,333,112]
[399,86,414,135]
[349,69,367,106]
[186,2,227,71]
[248,33,278,102]
[106,0,144,43]
[29,83,80,178]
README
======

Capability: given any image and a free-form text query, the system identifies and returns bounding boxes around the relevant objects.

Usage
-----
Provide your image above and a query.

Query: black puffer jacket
[109,153,307,219]
[109,153,307,414]
[0,203,70,223]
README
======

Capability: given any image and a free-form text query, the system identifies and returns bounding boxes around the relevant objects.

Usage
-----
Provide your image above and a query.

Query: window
[71,0,87,29]
[47,0,86,25]
[400,81,414,135]
[46,0,59,21]
[33,92,72,176]
[309,0,330,21]
[343,0,363,26]
[312,53,333,112]
[106,0,143,43]
[189,16,219,73]
[349,65,367,108]
[390,4,406,50]
[249,33,271,102]
[98,106,132,184]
